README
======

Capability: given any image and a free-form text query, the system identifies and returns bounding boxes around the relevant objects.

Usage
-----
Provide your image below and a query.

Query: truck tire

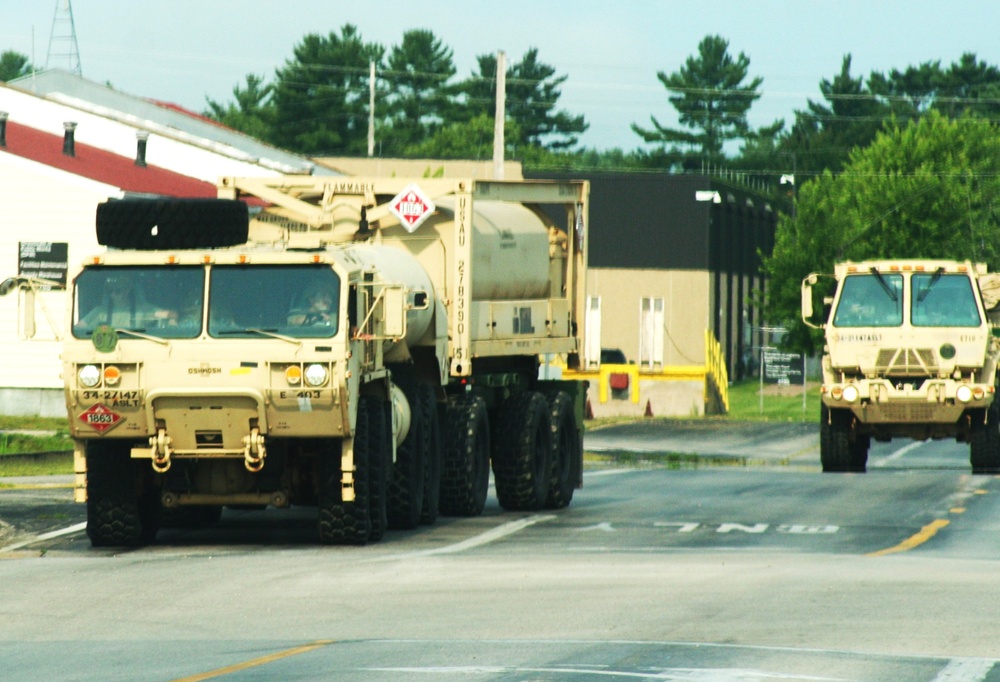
[850,436,870,473]
[318,396,383,544]
[96,198,248,250]
[440,394,490,516]
[970,402,1000,474]
[368,399,391,542]
[820,405,855,473]
[388,380,427,530]
[545,391,579,509]
[492,391,552,512]
[420,385,442,525]
[86,441,155,547]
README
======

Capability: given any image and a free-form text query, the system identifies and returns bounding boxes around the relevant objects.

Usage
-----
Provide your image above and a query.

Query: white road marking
[0,521,87,552]
[870,439,927,467]
[365,665,848,680]
[384,514,555,560]
[932,658,996,682]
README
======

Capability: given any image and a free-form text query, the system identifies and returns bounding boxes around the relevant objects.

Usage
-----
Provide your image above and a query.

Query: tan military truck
[59,177,589,546]
[802,259,1000,473]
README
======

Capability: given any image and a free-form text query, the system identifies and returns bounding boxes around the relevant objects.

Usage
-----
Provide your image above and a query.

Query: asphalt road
[2,421,1000,681]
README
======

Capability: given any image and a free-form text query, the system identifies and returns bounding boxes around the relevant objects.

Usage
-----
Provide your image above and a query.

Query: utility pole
[46,0,82,76]
[492,51,506,180]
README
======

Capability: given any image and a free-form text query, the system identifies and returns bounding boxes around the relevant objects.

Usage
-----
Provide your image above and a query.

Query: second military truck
[63,176,589,545]
[802,259,1000,473]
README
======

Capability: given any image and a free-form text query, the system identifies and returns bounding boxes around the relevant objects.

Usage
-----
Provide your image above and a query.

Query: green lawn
[725,379,820,422]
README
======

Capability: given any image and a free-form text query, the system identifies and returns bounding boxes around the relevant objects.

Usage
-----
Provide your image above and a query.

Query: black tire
[820,405,854,473]
[96,198,248,250]
[545,391,580,509]
[420,385,442,525]
[318,396,381,545]
[440,394,490,517]
[86,440,153,547]
[492,391,553,512]
[368,400,391,543]
[388,380,427,530]
[850,435,870,473]
[970,401,1000,474]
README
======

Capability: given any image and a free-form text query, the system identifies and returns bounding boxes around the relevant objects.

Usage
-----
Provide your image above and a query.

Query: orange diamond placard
[78,403,123,433]
[389,183,435,233]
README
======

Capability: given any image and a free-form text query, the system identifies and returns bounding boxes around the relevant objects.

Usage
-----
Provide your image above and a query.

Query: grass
[0,417,74,477]
[724,378,820,422]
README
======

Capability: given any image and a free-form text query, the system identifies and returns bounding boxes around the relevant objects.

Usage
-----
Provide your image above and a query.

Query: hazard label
[78,403,123,433]
[389,183,435,232]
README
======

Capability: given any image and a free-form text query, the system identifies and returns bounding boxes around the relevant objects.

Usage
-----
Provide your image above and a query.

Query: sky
[2,0,1000,152]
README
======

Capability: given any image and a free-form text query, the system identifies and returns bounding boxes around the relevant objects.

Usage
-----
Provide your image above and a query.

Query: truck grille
[876,348,937,377]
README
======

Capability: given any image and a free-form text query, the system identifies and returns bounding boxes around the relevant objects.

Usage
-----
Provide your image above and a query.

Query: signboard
[762,349,803,385]
[389,183,435,233]
[18,241,68,288]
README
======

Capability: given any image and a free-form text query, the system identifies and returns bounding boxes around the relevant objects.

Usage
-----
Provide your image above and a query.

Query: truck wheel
[492,391,552,511]
[368,399,391,543]
[820,405,854,473]
[440,394,490,516]
[96,198,248,250]
[970,403,1000,474]
[318,396,382,544]
[388,380,427,530]
[86,441,152,547]
[545,391,579,509]
[420,385,442,525]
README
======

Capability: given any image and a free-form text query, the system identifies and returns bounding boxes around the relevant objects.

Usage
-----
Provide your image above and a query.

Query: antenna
[45,0,82,76]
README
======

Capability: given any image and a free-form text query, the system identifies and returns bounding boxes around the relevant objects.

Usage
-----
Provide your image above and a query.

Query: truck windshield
[832,273,903,328]
[72,266,204,339]
[911,273,981,327]
[208,265,340,339]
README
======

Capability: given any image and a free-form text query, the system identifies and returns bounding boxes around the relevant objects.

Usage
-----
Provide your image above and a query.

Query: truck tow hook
[243,427,266,472]
[151,428,173,473]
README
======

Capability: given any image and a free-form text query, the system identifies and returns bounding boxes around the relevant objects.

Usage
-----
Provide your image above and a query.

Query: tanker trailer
[61,177,589,546]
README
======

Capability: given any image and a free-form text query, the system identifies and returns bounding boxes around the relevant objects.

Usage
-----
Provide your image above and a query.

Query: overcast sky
[2,1,1000,152]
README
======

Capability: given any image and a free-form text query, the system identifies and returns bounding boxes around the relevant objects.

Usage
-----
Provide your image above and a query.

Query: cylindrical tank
[432,198,552,300]
[343,244,436,349]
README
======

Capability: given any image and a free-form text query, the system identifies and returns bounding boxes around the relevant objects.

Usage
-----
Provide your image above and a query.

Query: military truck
[60,176,589,545]
[801,259,1000,473]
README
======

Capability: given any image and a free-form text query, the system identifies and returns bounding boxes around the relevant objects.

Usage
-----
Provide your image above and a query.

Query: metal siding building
[529,171,778,413]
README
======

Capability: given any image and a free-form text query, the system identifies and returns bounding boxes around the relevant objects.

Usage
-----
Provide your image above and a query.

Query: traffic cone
[585,398,594,420]
[644,399,654,417]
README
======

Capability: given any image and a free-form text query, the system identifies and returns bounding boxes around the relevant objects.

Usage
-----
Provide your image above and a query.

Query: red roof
[0,121,217,197]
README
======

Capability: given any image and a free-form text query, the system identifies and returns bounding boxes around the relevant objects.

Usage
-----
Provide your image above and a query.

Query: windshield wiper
[916,267,945,302]
[869,267,898,301]
[242,328,303,347]
[115,328,170,346]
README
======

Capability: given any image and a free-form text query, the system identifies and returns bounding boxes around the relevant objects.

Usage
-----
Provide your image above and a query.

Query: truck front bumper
[821,378,995,424]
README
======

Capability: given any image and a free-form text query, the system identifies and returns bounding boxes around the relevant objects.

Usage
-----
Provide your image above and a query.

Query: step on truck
[62,176,589,545]
[801,259,1000,473]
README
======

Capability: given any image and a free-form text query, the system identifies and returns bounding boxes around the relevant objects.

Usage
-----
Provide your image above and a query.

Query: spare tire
[96,198,248,249]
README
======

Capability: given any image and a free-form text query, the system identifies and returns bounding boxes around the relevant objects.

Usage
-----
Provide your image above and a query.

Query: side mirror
[801,274,820,329]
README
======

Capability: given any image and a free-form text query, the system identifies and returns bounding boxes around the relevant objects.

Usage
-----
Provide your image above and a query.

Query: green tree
[380,29,458,156]
[0,50,31,82]
[764,111,1000,352]
[270,25,384,155]
[632,35,762,165]
[458,48,587,152]
[203,73,275,140]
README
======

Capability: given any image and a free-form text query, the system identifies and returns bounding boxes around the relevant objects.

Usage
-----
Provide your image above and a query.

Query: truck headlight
[842,385,859,403]
[956,385,973,403]
[285,365,302,386]
[78,364,101,388]
[304,364,328,387]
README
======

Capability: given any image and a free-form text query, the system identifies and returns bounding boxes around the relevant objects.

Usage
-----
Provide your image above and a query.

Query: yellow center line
[866,519,950,558]
[172,640,335,682]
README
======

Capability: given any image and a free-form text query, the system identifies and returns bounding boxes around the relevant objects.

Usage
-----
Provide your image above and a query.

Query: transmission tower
[45,0,82,75]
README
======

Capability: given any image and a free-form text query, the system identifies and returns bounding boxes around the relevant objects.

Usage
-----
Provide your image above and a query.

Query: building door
[639,296,664,370]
